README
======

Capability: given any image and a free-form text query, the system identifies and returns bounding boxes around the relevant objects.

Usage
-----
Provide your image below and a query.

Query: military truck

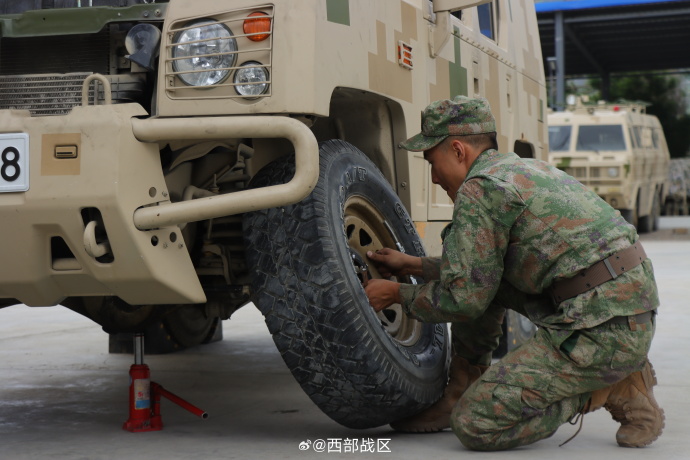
[664,158,690,216]
[0,0,546,428]
[548,99,670,233]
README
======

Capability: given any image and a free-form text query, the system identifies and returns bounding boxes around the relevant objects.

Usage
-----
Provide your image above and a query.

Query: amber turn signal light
[244,11,271,42]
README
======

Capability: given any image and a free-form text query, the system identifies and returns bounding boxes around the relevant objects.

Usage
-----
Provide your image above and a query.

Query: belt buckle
[603,258,619,279]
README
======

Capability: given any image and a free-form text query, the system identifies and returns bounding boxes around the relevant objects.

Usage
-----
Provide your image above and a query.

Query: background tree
[592,75,690,158]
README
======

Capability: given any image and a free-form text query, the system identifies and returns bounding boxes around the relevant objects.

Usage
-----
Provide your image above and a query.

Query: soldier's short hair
[449,132,498,152]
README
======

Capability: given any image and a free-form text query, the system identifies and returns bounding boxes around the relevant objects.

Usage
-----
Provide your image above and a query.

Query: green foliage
[594,75,690,158]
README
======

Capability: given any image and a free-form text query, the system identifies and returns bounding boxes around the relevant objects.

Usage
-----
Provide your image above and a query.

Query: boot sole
[617,406,665,448]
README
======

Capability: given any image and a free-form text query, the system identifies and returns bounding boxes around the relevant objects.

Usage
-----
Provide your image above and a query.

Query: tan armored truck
[548,99,670,233]
[0,0,546,428]
[664,158,690,216]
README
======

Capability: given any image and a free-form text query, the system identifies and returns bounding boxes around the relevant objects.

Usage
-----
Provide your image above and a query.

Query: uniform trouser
[449,307,655,451]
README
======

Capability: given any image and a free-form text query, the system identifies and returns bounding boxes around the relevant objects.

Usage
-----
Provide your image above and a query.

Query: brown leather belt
[602,310,655,330]
[550,242,647,304]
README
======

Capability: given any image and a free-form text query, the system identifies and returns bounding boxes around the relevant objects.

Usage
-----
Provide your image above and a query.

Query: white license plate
[0,133,29,193]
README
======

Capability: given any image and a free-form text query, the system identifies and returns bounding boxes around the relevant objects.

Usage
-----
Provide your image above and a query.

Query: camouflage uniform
[398,97,659,451]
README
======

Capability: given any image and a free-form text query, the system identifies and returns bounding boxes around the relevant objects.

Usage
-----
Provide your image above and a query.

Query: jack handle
[151,382,208,419]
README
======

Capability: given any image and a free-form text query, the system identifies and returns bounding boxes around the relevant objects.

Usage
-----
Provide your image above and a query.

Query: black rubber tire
[620,207,637,228]
[638,193,660,234]
[108,306,222,355]
[243,140,450,429]
[651,193,661,231]
[162,305,222,348]
[662,199,674,216]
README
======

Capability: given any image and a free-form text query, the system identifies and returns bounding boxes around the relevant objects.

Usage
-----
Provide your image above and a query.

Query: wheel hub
[344,196,422,347]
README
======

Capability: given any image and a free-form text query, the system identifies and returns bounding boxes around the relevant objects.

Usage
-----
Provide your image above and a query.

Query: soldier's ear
[451,139,466,162]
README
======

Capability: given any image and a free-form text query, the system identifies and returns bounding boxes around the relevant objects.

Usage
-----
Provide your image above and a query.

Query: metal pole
[602,72,610,102]
[151,382,208,419]
[134,333,144,366]
[547,57,557,110]
[555,11,565,111]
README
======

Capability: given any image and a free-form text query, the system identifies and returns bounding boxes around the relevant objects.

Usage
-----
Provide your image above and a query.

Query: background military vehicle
[548,98,670,233]
[0,0,546,428]
[664,158,690,216]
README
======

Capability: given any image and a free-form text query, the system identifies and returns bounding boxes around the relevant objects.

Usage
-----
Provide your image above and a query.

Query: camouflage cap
[399,96,496,152]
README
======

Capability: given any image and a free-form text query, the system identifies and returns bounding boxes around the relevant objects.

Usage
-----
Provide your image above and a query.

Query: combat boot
[390,356,488,433]
[605,360,665,447]
[585,360,664,447]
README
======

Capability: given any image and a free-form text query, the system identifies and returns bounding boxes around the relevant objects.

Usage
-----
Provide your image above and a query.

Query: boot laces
[605,401,630,423]
[559,410,585,447]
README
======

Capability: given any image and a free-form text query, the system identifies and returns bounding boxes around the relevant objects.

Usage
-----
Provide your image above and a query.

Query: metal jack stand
[123,333,208,432]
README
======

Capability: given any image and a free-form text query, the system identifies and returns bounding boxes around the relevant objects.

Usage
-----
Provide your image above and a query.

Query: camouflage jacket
[399,149,659,330]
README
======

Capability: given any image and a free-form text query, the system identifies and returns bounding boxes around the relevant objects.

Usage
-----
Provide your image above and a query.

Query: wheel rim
[344,195,423,347]
[516,312,536,337]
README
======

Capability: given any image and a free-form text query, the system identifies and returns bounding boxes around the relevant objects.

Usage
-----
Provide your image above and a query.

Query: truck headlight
[233,61,269,97]
[607,167,619,178]
[172,20,237,87]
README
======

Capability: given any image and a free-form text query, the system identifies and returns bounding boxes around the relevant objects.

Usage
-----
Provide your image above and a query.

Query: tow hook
[83,220,111,259]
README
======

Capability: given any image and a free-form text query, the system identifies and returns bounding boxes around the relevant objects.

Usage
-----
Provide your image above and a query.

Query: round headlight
[607,167,619,178]
[172,20,237,87]
[233,61,269,98]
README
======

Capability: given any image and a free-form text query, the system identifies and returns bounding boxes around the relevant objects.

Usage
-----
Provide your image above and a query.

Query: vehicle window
[478,3,495,40]
[576,125,626,151]
[632,126,642,148]
[548,125,571,151]
[651,129,660,149]
[640,127,652,148]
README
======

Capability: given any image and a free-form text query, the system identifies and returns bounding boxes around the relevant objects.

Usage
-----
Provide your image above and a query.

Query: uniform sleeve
[420,257,441,281]
[399,177,524,322]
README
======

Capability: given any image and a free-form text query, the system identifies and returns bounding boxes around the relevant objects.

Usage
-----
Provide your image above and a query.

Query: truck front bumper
[0,104,319,307]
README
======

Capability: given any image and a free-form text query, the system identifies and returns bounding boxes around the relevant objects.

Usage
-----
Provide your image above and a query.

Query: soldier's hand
[364,279,401,312]
[366,248,419,278]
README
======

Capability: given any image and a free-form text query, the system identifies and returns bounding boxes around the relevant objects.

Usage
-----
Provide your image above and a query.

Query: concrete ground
[1,228,689,459]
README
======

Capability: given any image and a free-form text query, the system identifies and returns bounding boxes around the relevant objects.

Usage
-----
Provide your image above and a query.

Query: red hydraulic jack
[123,333,208,432]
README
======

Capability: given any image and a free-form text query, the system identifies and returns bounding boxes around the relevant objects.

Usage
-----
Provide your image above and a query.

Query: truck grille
[0,30,111,116]
[0,73,97,116]
[0,32,110,75]
[0,72,145,116]
[0,30,146,116]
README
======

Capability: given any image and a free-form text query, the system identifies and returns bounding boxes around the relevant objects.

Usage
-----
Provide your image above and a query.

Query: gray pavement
[1,237,689,459]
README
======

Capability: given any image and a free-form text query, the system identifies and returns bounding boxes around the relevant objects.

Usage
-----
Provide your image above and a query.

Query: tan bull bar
[130,115,320,230]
